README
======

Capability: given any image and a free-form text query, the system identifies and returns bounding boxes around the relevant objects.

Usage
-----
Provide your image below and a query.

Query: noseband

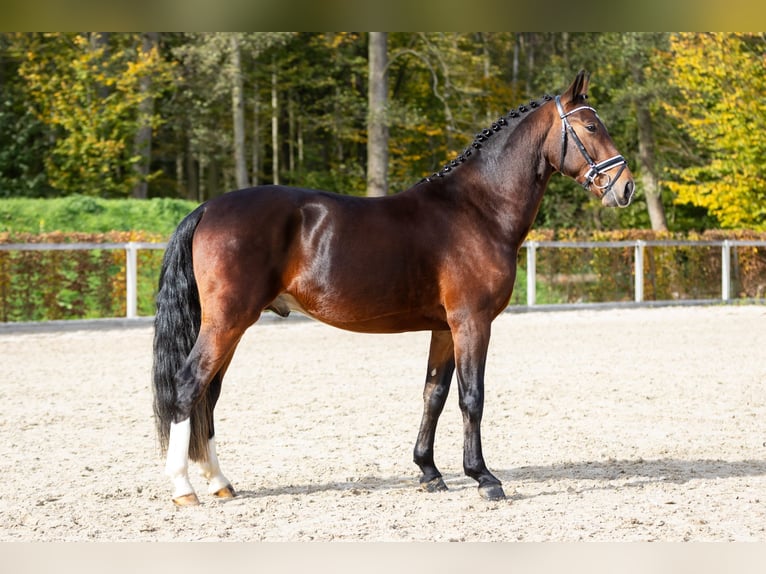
[555,95,627,195]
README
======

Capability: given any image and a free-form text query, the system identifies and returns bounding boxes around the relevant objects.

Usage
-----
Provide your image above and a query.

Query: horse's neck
[456,123,554,246]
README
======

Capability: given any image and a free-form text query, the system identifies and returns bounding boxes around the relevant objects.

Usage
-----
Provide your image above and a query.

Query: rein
[555,95,627,197]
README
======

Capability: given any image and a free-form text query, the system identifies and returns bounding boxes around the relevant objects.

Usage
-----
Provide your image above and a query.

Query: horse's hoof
[172,493,200,507]
[478,483,506,501]
[212,484,236,499]
[420,477,448,493]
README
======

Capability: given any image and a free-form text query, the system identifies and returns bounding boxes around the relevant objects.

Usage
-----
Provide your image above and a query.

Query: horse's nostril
[625,180,635,202]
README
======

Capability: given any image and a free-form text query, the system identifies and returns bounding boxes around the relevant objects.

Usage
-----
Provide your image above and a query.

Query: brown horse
[152,70,634,506]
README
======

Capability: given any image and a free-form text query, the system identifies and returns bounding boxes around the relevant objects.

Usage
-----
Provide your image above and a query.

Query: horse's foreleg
[451,317,505,501]
[413,330,455,493]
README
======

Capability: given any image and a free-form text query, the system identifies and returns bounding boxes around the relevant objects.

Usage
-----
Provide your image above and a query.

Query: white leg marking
[199,437,232,494]
[165,419,195,499]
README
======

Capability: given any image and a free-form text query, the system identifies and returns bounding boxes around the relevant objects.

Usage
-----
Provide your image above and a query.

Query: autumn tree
[662,33,766,230]
[17,33,173,197]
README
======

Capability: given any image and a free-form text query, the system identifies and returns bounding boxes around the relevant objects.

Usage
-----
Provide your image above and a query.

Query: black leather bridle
[555,95,627,198]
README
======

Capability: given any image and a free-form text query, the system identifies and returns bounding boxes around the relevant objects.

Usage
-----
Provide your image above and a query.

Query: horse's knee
[458,393,483,425]
[424,382,449,409]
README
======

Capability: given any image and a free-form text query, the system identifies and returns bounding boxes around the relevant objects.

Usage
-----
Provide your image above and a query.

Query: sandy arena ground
[1,304,764,541]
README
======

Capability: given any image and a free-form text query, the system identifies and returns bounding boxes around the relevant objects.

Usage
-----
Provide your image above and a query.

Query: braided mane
[419,94,554,184]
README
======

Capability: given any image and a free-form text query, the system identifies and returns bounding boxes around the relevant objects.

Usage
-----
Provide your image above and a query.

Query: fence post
[634,240,645,303]
[721,240,731,301]
[125,243,138,319]
[526,241,537,306]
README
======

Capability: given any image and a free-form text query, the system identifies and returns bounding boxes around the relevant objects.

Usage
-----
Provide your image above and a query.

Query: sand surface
[1,305,764,541]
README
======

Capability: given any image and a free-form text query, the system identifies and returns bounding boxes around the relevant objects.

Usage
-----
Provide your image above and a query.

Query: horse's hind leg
[413,330,455,493]
[198,354,237,499]
[165,418,196,505]
[199,435,234,499]
[165,325,246,506]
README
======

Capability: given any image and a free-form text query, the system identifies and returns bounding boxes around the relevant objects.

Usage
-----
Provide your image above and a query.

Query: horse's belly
[267,292,446,334]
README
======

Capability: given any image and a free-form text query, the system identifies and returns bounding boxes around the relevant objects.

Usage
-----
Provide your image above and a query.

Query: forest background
[1,31,764,234]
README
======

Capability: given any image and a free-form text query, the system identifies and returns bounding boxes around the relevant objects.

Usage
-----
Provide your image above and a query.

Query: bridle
[554,95,628,198]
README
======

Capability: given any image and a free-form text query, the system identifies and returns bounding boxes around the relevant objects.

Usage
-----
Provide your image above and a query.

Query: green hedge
[0,231,166,322]
[0,196,198,235]
[0,197,197,321]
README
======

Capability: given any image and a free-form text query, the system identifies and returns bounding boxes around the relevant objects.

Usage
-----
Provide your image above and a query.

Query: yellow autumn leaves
[662,33,766,230]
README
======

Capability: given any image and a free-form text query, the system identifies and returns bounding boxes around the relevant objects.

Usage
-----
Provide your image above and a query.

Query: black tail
[152,204,211,462]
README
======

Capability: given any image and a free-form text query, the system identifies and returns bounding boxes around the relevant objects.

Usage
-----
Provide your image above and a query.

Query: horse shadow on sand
[230,457,766,501]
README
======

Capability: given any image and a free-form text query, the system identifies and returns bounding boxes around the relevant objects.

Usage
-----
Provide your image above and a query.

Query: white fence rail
[1,239,765,321]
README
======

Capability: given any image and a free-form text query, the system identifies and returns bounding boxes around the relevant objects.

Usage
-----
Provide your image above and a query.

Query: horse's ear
[563,69,590,102]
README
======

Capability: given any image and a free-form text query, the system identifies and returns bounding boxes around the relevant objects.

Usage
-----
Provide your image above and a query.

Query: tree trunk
[131,32,158,199]
[252,77,260,186]
[480,33,492,123]
[512,33,520,94]
[186,136,198,202]
[525,33,536,95]
[271,61,279,186]
[175,152,183,197]
[366,32,388,197]
[636,104,668,231]
[631,57,668,231]
[288,91,295,179]
[297,109,304,172]
[231,34,249,190]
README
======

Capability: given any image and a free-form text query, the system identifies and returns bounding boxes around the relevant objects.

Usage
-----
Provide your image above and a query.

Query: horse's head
[545,70,635,208]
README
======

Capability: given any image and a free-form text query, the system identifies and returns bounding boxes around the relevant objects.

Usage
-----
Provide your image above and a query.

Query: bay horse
[152,70,634,506]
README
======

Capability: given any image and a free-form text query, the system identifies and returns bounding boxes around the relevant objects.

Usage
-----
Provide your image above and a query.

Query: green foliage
[0,87,51,198]
[14,32,175,197]
[0,196,198,235]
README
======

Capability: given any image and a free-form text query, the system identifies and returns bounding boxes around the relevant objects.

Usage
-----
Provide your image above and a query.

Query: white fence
[523,239,766,306]
[0,241,166,319]
[1,239,765,321]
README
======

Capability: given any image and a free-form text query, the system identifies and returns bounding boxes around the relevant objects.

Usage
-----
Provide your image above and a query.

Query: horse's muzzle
[602,179,635,208]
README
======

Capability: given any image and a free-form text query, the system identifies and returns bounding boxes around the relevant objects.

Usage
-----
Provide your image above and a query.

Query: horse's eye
[585,123,597,133]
